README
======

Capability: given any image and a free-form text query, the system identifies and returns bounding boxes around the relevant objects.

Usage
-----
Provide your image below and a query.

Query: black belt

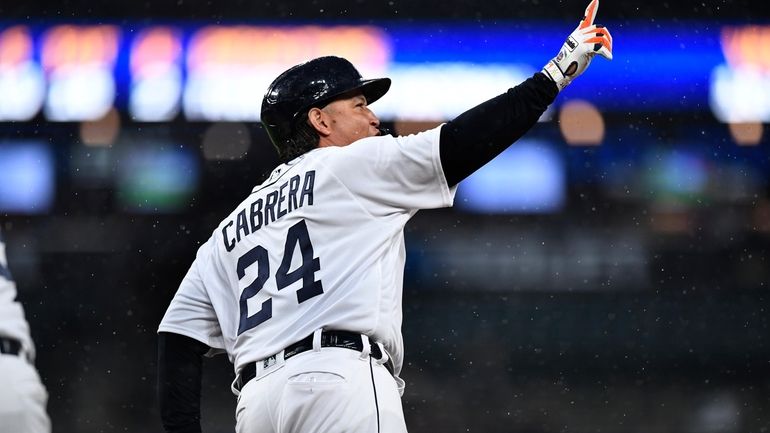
[237,331,394,390]
[0,337,21,356]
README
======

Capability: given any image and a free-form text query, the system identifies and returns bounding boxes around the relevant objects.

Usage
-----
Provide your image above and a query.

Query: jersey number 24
[236,220,323,334]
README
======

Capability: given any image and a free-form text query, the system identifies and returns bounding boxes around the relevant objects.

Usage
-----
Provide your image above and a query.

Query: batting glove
[542,0,613,91]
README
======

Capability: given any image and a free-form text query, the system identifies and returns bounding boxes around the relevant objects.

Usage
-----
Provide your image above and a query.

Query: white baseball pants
[0,354,51,433]
[235,343,406,433]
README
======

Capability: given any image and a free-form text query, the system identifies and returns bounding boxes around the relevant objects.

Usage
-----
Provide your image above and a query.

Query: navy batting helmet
[260,56,391,154]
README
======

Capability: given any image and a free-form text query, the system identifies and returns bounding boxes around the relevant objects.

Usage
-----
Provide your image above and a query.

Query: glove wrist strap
[542,61,569,91]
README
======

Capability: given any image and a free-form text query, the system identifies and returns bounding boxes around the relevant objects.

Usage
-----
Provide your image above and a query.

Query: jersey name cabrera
[158,126,456,374]
[220,169,315,253]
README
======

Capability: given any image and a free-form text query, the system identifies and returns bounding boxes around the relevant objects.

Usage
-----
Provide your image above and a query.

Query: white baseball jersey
[0,229,35,361]
[159,125,456,378]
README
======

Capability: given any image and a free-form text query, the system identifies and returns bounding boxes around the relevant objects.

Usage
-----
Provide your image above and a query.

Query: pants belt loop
[359,334,372,361]
[312,328,323,352]
[375,341,390,365]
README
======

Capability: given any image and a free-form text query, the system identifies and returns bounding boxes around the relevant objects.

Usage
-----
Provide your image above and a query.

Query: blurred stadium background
[1,0,768,432]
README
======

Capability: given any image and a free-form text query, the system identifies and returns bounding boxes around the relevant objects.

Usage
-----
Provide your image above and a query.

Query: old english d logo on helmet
[260,56,391,153]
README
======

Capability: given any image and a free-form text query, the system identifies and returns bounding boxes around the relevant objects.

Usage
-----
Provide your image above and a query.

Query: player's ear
[307,107,332,137]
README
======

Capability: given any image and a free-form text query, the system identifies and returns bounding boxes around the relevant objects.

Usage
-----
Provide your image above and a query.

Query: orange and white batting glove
[542,0,613,91]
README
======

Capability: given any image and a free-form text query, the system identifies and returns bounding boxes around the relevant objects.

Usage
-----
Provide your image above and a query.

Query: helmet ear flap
[260,56,391,158]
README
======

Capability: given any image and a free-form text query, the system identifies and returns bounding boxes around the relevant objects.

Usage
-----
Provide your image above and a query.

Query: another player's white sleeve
[158,237,226,355]
[323,125,456,214]
[0,230,35,360]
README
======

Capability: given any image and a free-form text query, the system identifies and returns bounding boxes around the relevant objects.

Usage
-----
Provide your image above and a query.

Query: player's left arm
[439,0,612,187]
[158,331,209,433]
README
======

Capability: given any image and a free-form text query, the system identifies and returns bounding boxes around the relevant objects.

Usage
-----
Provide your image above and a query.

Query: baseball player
[0,228,51,433]
[158,1,612,432]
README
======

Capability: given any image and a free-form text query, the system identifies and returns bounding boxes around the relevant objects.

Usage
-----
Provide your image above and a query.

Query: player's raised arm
[439,0,613,187]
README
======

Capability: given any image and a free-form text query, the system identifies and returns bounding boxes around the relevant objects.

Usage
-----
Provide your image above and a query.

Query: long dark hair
[277,115,320,163]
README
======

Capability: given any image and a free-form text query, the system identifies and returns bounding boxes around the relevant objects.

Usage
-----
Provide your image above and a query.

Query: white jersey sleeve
[0,229,35,361]
[319,126,456,215]
[158,237,227,356]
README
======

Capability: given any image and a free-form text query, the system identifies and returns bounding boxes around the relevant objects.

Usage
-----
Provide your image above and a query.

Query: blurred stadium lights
[129,26,184,121]
[0,26,45,121]
[183,25,390,121]
[710,25,770,122]
[41,25,120,121]
[0,21,755,123]
[79,108,121,147]
[0,19,767,219]
[0,142,55,213]
[728,121,763,146]
[645,149,709,211]
[558,99,605,146]
[456,140,565,214]
[115,143,200,213]
[376,63,534,121]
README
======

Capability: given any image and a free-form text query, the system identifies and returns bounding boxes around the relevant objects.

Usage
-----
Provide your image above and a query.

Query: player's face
[319,93,381,146]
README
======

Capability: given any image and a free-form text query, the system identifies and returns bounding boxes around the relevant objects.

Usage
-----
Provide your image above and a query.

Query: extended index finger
[579,0,599,29]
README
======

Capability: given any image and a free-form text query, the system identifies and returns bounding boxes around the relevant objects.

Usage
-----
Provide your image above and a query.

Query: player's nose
[368,112,380,127]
